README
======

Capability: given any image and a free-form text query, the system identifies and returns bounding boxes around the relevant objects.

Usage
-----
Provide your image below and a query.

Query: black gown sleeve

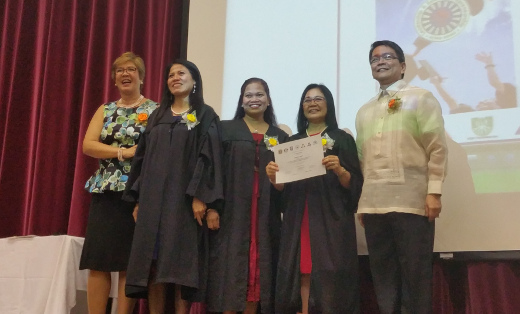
[335,130,363,212]
[122,113,155,202]
[266,127,290,213]
[186,117,224,211]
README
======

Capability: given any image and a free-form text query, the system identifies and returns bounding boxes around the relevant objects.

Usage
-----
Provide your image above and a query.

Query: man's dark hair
[369,40,406,79]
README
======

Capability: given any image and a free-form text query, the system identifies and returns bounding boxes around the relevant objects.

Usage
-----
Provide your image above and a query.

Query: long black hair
[296,84,338,134]
[233,77,278,126]
[149,59,205,129]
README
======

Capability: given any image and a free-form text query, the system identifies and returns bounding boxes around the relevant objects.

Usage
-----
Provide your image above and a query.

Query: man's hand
[425,194,442,222]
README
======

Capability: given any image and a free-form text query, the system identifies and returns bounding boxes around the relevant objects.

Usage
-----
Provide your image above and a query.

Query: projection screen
[187,0,520,255]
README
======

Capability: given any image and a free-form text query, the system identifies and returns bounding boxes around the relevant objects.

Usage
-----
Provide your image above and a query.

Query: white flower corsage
[181,110,200,130]
[264,134,279,152]
[321,132,334,152]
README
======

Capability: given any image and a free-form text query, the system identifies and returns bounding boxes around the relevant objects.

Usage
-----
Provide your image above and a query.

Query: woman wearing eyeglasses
[266,84,363,313]
[80,51,158,314]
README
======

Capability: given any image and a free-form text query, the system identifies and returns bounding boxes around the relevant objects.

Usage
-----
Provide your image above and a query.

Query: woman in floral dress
[80,52,157,314]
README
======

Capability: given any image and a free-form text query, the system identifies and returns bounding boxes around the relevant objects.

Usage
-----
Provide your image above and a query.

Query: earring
[192,83,196,94]
[141,81,144,85]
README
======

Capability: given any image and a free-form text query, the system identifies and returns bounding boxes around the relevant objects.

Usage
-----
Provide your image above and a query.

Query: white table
[0,235,118,314]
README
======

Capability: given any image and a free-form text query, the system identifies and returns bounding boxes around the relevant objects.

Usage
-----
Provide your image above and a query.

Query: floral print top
[85,99,158,193]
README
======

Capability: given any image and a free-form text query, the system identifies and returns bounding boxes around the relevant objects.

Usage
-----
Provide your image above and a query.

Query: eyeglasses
[370,53,398,64]
[115,67,137,75]
[303,96,325,104]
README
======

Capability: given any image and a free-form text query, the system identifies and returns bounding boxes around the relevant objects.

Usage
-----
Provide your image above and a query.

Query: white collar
[377,79,408,98]
[379,79,407,93]
[377,80,407,99]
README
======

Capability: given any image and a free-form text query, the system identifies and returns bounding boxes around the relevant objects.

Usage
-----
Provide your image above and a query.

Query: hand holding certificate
[273,135,325,183]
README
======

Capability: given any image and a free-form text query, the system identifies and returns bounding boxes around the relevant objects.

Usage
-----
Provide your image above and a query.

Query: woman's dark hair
[296,84,338,134]
[150,59,205,129]
[233,77,278,126]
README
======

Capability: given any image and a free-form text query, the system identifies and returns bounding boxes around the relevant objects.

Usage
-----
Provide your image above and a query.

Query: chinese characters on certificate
[274,135,325,184]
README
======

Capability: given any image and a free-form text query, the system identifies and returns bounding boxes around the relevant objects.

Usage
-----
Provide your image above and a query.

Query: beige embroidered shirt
[355,80,448,216]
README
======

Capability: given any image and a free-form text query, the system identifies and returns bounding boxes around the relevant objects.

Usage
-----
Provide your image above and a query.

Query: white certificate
[274,135,325,183]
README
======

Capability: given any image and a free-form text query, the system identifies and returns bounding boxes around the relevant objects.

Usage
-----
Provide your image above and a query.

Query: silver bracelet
[117,147,126,161]
[336,167,348,177]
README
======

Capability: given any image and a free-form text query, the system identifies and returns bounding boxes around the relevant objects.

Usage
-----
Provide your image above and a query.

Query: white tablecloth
[0,235,118,314]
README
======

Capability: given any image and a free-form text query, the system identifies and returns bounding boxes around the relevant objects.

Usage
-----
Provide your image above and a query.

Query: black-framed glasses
[303,96,325,104]
[370,53,398,64]
[115,67,137,75]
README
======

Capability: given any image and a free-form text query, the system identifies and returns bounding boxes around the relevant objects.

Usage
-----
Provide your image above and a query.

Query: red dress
[300,132,322,274]
[300,201,312,274]
[246,133,263,301]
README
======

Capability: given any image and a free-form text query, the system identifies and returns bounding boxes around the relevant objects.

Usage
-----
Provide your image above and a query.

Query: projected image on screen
[375,0,519,193]
[188,0,520,252]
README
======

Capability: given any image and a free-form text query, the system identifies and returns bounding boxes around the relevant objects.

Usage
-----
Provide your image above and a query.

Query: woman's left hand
[323,154,351,188]
[192,197,207,226]
[322,155,341,172]
[206,209,220,230]
[122,145,138,159]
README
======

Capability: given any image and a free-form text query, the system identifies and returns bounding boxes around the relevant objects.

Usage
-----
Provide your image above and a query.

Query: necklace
[244,118,267,134]
[171,106,192,116]
[117,95,143,108]
[306,125,328,137]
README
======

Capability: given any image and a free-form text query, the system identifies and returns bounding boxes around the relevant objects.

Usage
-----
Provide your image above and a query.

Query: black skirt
[79,191,136,272]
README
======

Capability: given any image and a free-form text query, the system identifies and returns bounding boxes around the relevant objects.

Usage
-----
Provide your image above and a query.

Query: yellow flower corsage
[181,110,200,130]
[264,134,279,152]
[321,132,334,152]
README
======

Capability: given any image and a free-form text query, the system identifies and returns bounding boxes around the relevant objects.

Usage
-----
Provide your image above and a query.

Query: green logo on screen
[471,117,493,137]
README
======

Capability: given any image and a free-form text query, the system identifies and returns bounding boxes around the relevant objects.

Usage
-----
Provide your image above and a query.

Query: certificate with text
[274,135,326,183]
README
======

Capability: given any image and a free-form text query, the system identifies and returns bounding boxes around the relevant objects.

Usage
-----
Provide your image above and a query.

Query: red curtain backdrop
[0,0,183,238]
[1,1,519,313]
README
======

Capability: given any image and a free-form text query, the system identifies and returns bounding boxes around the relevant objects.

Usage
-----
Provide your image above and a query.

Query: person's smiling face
[370,45,406,86]
[167,64,195,97]
[114,61,141,94]
[242,82,269,118]
[303,88,327,124]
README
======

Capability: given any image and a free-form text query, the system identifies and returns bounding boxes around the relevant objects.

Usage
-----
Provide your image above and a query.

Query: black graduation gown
[206,119,289,313]
[123,104,223,299]
[275,128,363,314]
